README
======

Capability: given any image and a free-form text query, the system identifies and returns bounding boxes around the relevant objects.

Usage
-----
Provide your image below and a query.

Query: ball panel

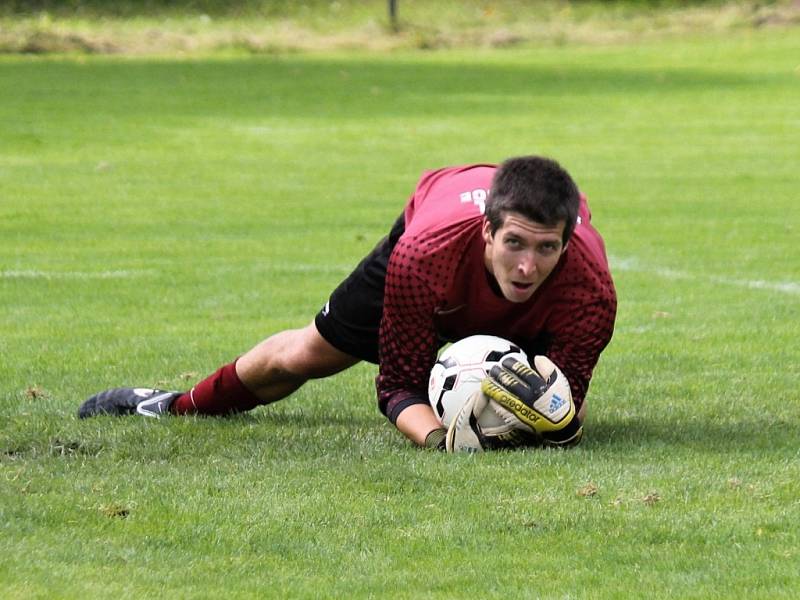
[427,335,530,440]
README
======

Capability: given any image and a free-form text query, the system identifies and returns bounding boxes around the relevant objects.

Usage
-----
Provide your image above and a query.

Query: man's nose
[517,253,536,277]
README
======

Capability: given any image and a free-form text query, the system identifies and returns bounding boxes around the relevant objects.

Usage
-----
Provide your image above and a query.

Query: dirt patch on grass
[17,29,118,53]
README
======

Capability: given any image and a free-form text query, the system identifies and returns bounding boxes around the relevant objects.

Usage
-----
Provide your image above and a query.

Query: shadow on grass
[178,405,798,456]
[6,396,793,458]
[587,415,798,454]
[202,402,382,428]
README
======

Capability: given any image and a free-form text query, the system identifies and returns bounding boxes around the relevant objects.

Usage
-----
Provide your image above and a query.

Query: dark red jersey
[377,164,617,421]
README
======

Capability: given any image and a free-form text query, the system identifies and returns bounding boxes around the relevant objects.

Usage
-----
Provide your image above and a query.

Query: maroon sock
[172,361,262,416]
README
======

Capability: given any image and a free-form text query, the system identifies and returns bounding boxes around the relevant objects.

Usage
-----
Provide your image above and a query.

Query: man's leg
[172,217,403,417]
[80,214,405,419]
[79,321,359,418]
[171,321,360,415]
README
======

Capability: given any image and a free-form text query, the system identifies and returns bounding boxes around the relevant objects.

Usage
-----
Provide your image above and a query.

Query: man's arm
[395,403,444,447]
[375,242,445,444]
[577,398,588,422]
[544,298,616,416]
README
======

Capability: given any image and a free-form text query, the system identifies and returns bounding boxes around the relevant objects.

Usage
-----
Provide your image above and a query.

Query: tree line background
[0,0,727,17]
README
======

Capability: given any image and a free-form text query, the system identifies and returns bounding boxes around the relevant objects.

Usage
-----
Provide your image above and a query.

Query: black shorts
[314,213,405,364]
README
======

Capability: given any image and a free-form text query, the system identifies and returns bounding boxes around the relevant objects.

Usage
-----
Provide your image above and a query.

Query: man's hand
[445,390,488,453]
[481,356,583,447]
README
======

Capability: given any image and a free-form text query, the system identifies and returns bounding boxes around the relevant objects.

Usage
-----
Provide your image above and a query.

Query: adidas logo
[549,394,565,413]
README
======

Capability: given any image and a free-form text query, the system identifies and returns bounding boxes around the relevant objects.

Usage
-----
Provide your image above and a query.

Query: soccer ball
[428,335,533,437]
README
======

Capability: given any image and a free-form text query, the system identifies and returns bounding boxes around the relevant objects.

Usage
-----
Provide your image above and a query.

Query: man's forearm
[394,403,444,447]
[577,399,587,423]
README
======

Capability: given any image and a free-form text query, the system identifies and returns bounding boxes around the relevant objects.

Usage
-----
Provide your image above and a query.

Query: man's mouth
[511,281,533,291]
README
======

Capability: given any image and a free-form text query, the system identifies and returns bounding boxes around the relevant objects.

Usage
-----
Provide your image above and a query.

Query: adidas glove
[481,356,583,447]
[445,390,488,453]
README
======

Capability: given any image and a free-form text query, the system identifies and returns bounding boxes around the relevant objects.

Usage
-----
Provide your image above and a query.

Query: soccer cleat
[78,387,182,419]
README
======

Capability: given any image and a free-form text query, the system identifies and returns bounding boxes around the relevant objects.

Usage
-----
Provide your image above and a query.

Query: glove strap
[541,417,584,447]
[424,427,447,450]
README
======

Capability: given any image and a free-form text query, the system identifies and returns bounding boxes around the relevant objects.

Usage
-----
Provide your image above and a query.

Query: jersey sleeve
[375,241,441,423]
[546,296,616,410]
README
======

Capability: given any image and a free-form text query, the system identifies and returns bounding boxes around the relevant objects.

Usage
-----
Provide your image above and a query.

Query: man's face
[482,212,567,303]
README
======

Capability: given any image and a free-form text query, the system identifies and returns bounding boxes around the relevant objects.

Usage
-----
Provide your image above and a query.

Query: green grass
[2,26,800,598]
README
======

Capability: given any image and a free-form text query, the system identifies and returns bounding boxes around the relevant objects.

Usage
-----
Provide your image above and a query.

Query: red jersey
[377,164,617,421]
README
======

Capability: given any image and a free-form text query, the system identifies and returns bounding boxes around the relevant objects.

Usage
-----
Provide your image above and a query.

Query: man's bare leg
[236,321,361,403]
[165,321,359,415]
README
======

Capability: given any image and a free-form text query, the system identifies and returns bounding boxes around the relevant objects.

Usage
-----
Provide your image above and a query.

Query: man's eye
[505,238,521,248]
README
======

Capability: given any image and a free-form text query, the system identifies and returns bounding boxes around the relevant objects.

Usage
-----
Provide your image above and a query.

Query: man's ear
[561,241,569,254]
[482,218,493,244]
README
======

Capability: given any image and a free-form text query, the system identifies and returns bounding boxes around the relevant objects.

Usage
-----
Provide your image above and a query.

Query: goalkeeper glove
[481,355,583,447]
[445,390,488,453]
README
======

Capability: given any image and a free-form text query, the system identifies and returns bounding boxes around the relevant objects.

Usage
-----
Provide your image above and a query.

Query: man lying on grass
[79,156,617,452]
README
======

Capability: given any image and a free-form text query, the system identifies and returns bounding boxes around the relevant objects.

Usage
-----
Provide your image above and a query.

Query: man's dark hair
[485,156,580,245]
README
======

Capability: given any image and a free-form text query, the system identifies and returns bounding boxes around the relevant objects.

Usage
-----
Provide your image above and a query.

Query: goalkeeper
[79,156,617,452]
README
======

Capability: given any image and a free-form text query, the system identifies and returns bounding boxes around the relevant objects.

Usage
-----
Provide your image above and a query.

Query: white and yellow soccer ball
[428,335,534,439]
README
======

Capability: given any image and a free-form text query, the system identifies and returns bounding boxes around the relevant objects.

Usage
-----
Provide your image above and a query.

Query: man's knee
[238,323,359,383]
[282,323,360,378]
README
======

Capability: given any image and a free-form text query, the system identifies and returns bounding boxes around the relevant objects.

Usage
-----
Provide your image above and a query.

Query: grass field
[2,21,799,599]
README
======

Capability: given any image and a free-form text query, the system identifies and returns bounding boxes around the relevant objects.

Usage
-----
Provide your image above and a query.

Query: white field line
[0,269,156,280]
[0,264,352,281]
[610,256,800,296]
[260,264,353,274]
[6,261,798,295]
